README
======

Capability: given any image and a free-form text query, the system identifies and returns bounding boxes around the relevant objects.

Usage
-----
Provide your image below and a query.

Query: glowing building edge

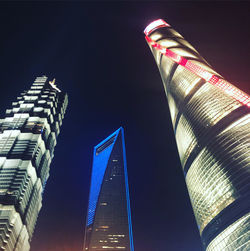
[83,128,134,251]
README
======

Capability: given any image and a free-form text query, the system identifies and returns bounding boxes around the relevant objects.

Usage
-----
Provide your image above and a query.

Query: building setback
[144,19,250,250]
[0,76,68,250]
[84,127,134,251]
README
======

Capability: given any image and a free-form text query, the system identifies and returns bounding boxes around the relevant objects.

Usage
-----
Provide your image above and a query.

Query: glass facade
[84,128,134,251]
[144,19,250,250]
[0,76,68,250]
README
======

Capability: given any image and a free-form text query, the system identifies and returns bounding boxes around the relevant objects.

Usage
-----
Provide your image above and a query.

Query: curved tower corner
[83,127,134,251]
[144,19,250,250]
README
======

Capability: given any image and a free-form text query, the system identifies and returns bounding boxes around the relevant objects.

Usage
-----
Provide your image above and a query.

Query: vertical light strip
[144,20,250,107]
[121,127,134,251]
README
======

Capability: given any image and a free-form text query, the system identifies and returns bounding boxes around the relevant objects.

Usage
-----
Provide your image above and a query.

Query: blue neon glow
[86,127,134,251]
[87,129,120,226]
[121,128,134,251]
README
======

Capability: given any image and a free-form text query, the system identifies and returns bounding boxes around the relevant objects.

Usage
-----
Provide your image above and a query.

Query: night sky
[0,1,249,251]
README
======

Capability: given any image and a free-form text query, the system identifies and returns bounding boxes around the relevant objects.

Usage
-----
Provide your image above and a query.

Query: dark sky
[0,1,249,251]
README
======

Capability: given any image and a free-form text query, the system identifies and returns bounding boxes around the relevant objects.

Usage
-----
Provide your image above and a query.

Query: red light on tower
[144,18,250,251]
[144,19,170,36]
[185,61,213,82]
[144,19,250,107]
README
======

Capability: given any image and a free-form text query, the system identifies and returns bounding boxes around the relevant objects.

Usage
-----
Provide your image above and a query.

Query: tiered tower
[0,76,68,250]
[144,19,250,250]
[84,127,134,251]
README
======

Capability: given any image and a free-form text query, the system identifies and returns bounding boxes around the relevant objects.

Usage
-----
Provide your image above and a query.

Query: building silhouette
[0,76,68,250]
[84,127,134,251]
[144,19,250,250]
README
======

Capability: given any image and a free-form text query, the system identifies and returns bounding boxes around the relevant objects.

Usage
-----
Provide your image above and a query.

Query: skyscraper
[144,19,250,250]
[84,127,134,251]
[0,76,68,250]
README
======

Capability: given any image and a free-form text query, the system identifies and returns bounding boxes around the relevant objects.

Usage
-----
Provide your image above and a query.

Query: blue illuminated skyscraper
[83,128,134,251]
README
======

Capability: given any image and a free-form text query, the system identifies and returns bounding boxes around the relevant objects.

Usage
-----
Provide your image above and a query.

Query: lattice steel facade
[0,76,68,250]
[144,19,250,250]
[83,128,134,251]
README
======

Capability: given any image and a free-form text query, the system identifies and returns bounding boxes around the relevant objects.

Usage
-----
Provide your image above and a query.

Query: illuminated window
[100,202,107,206]
[96,135,116,155]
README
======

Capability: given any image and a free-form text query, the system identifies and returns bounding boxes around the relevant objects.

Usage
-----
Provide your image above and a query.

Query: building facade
[0,76,68,250]
[84,128,134,251]
[144,19,250,250]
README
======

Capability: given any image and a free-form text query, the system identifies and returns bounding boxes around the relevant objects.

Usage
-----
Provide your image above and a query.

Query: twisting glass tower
[0,76,68,251]
[144,19,250,250]
[84,127,134,251]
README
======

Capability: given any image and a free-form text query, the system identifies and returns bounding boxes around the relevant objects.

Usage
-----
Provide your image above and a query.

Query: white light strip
[144,19,170,36]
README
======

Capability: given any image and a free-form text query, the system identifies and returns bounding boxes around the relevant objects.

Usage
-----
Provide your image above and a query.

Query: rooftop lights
[144,19,170,36]
[144,20,250,107]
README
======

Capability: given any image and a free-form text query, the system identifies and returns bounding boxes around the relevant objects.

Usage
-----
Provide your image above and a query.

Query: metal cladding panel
[0,205,30,251]
[175,82,241,167]
[84,128,134,251]
[159,55,177,91]
[186,114,250,234]
[206,212,250,251]
[169,66,202,106]
[144,19,250,250]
